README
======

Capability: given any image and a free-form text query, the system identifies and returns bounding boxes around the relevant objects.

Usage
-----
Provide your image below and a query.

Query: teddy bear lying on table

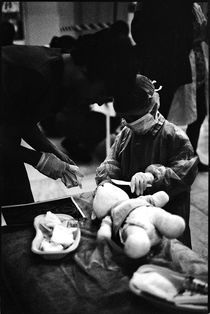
[93,181,185,259]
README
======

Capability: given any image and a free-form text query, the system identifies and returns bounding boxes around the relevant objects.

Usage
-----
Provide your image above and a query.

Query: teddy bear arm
[152,207,186,239]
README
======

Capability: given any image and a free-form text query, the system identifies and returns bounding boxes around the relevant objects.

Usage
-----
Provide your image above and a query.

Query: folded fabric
[51,224,74,248]
[44,211,62,228]
[40,239,63,252]
[129,264,208,308]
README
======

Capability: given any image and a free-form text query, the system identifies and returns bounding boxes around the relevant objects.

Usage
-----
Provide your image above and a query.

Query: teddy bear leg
[97,216,112,241]
[123,225,151,259]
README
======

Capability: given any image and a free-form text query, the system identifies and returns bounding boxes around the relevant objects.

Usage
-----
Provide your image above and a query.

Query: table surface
[1,192,208,314]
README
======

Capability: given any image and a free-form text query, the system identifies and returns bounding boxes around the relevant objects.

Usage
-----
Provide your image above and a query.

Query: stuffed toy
[93,181,185,259]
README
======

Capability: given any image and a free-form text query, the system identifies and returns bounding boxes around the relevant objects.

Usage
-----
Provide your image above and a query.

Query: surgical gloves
[36,152,83,188]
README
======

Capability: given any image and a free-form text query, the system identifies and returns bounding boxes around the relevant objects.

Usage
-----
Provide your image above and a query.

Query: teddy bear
[92,181,185,259]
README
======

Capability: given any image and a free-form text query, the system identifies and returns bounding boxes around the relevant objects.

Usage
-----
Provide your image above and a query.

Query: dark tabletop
[1,192,208,314]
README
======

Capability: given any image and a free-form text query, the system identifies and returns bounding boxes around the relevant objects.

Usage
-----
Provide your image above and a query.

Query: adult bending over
[1,26,133,208]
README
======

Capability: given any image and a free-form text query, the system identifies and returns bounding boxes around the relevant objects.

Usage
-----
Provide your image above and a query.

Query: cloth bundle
[129,264,208,311]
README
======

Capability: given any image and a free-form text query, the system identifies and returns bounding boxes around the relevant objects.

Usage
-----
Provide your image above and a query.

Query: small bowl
[31,213,81,260]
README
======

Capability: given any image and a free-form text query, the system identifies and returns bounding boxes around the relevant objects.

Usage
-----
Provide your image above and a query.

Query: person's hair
[111,20,130,37]
[70,24,136,95]
[49,35,77,52]
[0,21,15,46]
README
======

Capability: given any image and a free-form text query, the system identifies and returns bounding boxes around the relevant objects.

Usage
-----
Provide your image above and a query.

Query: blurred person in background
[131,0,194,119]
[186,3,208,172]
[0,20,15,46]
[39,34,77,137]
[60,21,132,163]
[167,3,208,172]
[49,34,77,50]
[110,19,132,48]
[0,23,134,210]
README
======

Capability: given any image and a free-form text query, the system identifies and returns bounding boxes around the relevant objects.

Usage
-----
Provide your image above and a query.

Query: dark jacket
[131,0,194,90]
[1,45,64,124]
[0,45,64,206]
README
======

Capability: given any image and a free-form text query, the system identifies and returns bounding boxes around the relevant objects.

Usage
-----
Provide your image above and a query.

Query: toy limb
[144,191,169,207]
[152,207,186,239]
[97,216,112,241]
[121,225,151,259]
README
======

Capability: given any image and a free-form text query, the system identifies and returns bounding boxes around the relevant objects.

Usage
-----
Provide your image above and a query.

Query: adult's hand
[55,149,76,166]
[21,124,77,165]
[36,153,83,188]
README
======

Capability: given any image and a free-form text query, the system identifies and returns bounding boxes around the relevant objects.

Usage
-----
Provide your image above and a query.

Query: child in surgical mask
[95,74,198,248]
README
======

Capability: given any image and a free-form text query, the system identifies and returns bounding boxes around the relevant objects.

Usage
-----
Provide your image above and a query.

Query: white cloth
[167,50,197,126]
[167,42,208,126]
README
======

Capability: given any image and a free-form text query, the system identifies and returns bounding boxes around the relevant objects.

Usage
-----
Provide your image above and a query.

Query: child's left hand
[130,172,154,196]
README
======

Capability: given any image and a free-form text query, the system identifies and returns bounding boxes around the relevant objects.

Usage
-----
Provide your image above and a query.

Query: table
[1,192,208,314]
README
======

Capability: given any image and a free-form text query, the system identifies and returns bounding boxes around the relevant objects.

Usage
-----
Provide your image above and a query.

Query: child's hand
[130,172,154,196]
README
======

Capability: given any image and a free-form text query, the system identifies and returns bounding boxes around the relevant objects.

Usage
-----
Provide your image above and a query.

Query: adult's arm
[20,123,76,165]
[0,122,73,167]
[0,122,82,188]
[0,123,41,166]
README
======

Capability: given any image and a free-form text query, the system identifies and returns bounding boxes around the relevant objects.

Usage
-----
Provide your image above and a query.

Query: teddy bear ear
[151,191,169,207]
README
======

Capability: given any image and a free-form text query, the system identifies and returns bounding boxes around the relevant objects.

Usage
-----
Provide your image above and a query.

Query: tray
[31,213,81,260]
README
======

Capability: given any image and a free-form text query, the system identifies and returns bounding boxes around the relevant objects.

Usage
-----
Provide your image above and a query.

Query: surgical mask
[123,113,157,135]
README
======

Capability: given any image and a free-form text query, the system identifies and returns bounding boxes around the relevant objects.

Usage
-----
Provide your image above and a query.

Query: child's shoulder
[163,120,189,140]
